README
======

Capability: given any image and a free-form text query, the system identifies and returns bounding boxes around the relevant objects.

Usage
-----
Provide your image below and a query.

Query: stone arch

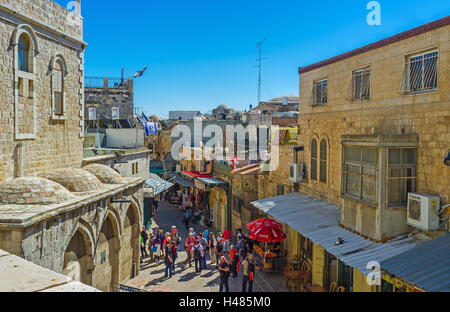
[50,54,68,75]
[94,212,120,292]
[120,202,140,281]
[62,224,94,286]
[11,24,40,56]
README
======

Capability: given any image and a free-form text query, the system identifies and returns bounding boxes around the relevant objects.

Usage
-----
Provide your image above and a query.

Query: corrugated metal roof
[143,176,174,196]
[380,234,450,292]
[251,193,340,235]
[196,177,228,186]
[174,176,194,188]
[250,192,423,277]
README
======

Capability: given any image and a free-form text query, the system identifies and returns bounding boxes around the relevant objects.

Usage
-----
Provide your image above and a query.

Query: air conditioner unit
[406,193,440,231]
[289,163,304,183]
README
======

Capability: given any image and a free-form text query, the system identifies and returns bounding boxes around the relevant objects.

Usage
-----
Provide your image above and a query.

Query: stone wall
[0,3,85,182]
[297,23,450,240]
[0,184,144,292]
[84,79,133,125]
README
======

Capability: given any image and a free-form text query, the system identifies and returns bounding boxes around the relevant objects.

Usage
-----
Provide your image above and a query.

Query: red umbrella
[246,218,283,232]
[249,226,286,243]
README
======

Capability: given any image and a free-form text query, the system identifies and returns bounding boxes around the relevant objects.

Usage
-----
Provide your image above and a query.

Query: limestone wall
[297,23,450,240]
[0,4,85,182]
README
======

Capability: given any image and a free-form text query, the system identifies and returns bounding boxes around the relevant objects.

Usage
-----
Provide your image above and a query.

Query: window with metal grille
[54,60,64,115]
[401,50,438,94]
[311,139,318,181]
[319,139,327,183]
[343,147,377,204]
[351,68,370,100]
[312,79,328,106]
[388,148,416,207]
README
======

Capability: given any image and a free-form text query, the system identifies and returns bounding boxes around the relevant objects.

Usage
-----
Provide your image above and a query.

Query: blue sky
[55,0,449,118]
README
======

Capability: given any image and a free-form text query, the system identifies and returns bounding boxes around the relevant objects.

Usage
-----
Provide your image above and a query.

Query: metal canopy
[380,234,450,292]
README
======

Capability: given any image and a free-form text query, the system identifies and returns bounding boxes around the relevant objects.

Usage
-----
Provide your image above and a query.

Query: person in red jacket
[229,245,239,278]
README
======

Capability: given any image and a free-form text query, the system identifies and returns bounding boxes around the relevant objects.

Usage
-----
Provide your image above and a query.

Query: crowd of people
[140,223,259,292]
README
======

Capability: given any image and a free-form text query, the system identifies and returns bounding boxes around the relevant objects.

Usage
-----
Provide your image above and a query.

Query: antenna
[256,39,266,105]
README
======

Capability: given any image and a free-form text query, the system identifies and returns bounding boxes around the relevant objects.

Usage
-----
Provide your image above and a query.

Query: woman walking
[164,239,173,279]
[208,232,216,265]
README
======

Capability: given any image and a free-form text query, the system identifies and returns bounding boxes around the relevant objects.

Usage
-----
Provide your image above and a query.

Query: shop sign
[88,107,96,120]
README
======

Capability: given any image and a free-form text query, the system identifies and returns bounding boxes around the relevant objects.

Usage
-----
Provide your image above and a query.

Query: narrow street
[127,201,270,292]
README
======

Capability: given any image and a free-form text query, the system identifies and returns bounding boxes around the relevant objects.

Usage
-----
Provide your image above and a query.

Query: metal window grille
[400,51,438,94]
[351,68,370,100]
[312,79,328,106]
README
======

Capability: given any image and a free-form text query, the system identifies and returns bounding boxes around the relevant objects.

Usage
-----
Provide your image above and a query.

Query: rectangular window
[388,148,416,207]
[313,79,328,106]
[28,80,34,99]
[402,50,438,94]
[352,68,370,100]
[343,147,377,204]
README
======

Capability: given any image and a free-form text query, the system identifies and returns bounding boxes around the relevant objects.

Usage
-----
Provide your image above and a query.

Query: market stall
[247,218,286,273]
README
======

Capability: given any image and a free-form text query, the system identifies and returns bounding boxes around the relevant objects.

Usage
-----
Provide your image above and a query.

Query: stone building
[296,16,450,241]
[84,77,134,129]
[0,0,145,292]
[0,0,85,181]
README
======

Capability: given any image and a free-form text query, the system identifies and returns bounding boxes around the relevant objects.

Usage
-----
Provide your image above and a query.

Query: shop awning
[182,171,213,178]
[251,192,422,276]
[380,234,450,292]
[143,174,174,197]
[196,177,228,186]
[175,175,194,188]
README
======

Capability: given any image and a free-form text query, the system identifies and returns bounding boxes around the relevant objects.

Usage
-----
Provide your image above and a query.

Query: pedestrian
[218,256,230,292]
[241,254,258,292]
[189,227,197,238]
[203,226,209,242]
[223,230,231,253]
[170,239,178,274]
[198,233,208,269]
[183,208,190,231]
[152,232,162,262]
[215,233,224,268]
[164,240,173,279]
[236,235,247,261]
[183,232,196,267]
[208,232,216,265]
[229,245,239,278]
[140,225,149,259]
[193,241,204,275]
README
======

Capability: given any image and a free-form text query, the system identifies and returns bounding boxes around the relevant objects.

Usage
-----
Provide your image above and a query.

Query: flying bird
[133,66,148,78]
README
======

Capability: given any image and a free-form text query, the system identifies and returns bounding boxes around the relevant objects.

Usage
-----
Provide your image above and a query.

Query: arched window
[18,33,31,72]
[320,139,327,183]
[311,139,317,181]
[54,59,64,115]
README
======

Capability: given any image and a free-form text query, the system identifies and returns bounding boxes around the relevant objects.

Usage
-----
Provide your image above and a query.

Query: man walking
[183,233,196,267]
[140,226,148,260]
[241,254,257,292]
[218,256,230,292]
[193,241,204,275]
[199,233,208,269]
[164,239,173,279]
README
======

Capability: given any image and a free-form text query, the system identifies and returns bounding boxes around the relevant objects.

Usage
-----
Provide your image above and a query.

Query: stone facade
[0,166,145,292]
[0,0,85,182]
[297,17,450,241]
[84,78,134,128]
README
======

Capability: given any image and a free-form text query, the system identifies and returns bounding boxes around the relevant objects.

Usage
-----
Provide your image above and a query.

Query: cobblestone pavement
[127,201,269,292]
